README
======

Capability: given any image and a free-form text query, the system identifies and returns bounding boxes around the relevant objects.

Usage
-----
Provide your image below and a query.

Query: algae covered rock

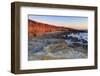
[43,40,68,53]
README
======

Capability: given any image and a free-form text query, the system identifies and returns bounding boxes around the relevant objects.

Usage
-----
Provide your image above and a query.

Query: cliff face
[28,19,78,37]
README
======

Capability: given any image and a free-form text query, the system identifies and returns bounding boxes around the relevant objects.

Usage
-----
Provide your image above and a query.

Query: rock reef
[28,37,87,60]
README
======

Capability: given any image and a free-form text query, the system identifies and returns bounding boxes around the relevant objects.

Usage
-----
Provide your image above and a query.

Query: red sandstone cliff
[28,19,78,37]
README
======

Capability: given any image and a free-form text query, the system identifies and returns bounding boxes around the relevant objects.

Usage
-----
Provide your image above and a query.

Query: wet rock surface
[28,37,87,60]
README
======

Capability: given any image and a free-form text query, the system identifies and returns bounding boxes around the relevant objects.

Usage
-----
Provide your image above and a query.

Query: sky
[28,15,88,30]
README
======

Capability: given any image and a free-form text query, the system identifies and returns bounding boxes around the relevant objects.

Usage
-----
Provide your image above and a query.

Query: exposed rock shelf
[28,37,87,60]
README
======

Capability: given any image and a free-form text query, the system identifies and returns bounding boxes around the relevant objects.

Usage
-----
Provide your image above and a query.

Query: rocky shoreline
[28,37,87,60]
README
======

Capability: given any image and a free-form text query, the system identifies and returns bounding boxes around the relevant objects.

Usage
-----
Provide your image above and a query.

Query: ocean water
[65,32,88,46]
[66,32,87,41]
